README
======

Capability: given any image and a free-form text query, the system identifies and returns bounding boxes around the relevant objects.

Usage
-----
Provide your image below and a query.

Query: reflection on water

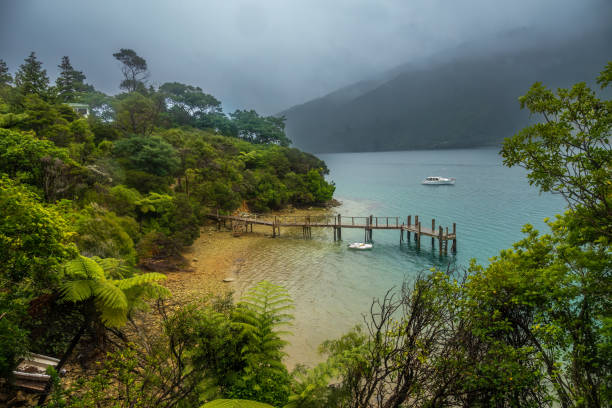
[231,148,565,368]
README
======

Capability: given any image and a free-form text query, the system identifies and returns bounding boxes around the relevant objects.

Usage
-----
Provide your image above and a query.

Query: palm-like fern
[60,255,169,327]
[232,281,294,365]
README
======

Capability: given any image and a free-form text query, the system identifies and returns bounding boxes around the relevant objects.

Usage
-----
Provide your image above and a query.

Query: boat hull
[348,243,372,250]
[422,180,455,185]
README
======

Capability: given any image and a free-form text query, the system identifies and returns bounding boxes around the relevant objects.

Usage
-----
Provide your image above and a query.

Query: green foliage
[113,92,158,135]
[160,82,221,126]
[56,56,92,103]
[0,176,76,290]
[60,255,168,327]
[0,49,335,406]
[0,59,12,86]
[201,400,274,408]
[463,214,611,407]
[501,65,612,239]
[0,127,71,190]
[0,295,29,379]
[230,110,291,146]
[0,97,28,127]
[14,52,49,97]
[113,48,149,93]
[56,301,235,408]
[74,205,138,264]
[114,134,180,176]
[229,281,294,406]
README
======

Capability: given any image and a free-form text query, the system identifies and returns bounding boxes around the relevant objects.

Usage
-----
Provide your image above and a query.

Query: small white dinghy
[348,242,372,250]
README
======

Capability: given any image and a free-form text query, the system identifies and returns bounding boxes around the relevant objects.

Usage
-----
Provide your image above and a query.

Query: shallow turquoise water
[232,148,565,367]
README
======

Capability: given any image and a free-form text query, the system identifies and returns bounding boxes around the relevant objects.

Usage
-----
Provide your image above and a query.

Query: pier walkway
[207,212,457,255]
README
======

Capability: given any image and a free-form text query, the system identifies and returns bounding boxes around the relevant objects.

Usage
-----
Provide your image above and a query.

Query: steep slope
[282,28,611,153]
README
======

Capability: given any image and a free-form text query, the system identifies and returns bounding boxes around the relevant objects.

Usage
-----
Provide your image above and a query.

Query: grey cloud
[1,0,610,114]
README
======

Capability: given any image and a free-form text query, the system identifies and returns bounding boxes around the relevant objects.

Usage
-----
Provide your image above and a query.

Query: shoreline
[165,205,336,307]
[163,206,337,369]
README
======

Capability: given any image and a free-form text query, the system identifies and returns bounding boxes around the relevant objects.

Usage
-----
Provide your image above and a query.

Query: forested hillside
[0,49,334,405]
[282,28,611,153]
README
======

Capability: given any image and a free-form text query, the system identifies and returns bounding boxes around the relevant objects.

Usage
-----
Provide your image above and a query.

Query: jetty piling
[431,219,436,248]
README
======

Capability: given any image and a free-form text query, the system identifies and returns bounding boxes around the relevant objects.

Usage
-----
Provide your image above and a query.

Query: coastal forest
[0,48,611,408]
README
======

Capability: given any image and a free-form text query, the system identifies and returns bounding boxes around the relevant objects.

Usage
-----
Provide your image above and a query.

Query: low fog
[1,0,610,114]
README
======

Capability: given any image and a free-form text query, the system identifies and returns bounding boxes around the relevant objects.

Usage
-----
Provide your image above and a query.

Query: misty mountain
[281,28,611,153]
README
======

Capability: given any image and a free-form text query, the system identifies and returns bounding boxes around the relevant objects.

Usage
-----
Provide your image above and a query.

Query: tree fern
[233,281,294,363]
[229,281,294,406]
[59,255,168,328]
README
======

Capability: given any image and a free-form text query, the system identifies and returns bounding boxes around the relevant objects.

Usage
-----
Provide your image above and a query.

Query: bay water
[232,148,565,367]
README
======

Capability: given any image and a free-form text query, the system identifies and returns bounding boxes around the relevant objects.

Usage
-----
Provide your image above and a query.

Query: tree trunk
[37,317,89,405]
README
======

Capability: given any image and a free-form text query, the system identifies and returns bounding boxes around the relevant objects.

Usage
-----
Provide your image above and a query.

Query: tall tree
[14,52,49,96]
[230,110,291,146]
[56,56,89,102]
[113,92,159,135]
[113,48,149,93]
[501,61,612,240]
[0,59,12,86]
[160,82,221,114]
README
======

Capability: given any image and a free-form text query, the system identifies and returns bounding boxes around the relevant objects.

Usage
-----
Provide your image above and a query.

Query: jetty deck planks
[208,213,457,254]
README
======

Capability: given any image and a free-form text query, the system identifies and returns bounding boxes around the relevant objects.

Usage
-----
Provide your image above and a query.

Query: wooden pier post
[338,214,342,240]
[431,219,436,247]
[445,227,449,255]
[439,226,443,255]
[407,216,411,241]
[417,222,421,249]
[452,223,457,252]
[400,226,404,243]
[272,217,276,238]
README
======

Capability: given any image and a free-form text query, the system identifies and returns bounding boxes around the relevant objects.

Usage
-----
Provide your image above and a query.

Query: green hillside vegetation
[0,49,610,407]
[282,28,611,153]
[0,49,333,405]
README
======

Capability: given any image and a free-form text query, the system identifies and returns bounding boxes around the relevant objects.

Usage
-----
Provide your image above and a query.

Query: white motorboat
[422,176,455,185]
[348,242,372,250]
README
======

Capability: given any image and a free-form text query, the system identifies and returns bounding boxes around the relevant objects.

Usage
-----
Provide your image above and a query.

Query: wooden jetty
[208,212,457,255]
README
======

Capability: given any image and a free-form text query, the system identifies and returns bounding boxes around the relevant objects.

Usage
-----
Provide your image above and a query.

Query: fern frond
[60,279,94,303]
[63,256,105,280]
[99,306,128,328]
[92,281,128,311]
[95,257,132,279]
[144,282,171,299]
[112,272,167,290]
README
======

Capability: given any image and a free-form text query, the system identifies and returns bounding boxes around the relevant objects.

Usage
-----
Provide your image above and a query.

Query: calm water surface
[232,148,565,367]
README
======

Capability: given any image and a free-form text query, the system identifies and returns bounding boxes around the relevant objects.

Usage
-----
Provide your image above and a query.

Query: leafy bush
[114,134,180,177]
[74,205,137,264]
[0,176,76,290]
[0,295,29,379]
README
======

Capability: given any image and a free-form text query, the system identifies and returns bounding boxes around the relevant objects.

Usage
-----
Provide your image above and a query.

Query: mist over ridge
[280,27,612,153]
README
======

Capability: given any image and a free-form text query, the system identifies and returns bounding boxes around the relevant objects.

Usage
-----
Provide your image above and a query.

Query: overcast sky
[1,0,610,114]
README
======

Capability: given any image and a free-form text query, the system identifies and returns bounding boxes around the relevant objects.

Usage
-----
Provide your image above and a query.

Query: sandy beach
[165,206,334,306]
